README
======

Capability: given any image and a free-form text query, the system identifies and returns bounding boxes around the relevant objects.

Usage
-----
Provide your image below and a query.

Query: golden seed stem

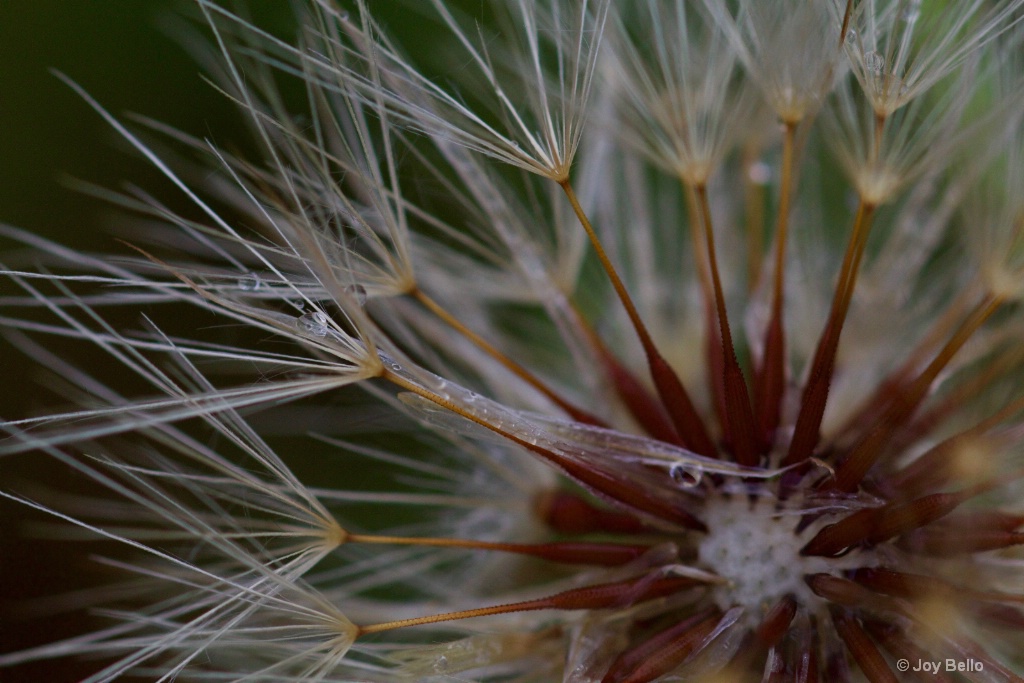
[560,179,714,454]
[357,603,527,635]
[695,182,758,463]
[785,199,877,465]
[839,0,855,49]
[357,574,705,636]
[684,183,714,305]
[345,533,647,566]
[772,121,798,313]
[559,179,656,357]
[412,287,602,425]
[693,184,733,352]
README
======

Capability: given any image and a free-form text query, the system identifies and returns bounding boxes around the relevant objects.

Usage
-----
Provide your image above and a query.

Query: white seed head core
[697,494,864,625]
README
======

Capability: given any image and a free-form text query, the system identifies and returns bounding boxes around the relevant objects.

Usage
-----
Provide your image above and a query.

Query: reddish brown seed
[785,321,840,466]
[513,541,653,566]
[755,313,786,452]
[516,438,706,530]
[795,615,822,683]
[691,182,759,465]
[543,575,705,611]
[943,511,1024,532]
[852,567,947,600]
[806,573,864,606]
[864,492,970,544]
[804,574,900,616]
[754,594,799,648]
[601,610,721,683]
[900,528,1024,555]
[647,350,718,457]
[788,202,878,469]
[722,357,759,466]
[704,297,731,449]
[862,619,954,683]
[973,603,1024,631]
[725,594,798,673]
[831,608,899,683]
[536,491,646,535]
[801,508,877,557]
[801,492,969,557]
[599,347,683,446]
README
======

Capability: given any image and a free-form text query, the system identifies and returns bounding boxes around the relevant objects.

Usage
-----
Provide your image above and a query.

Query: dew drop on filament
[237,273,261,291]
[670,462,700,487]
[297,311,330,337]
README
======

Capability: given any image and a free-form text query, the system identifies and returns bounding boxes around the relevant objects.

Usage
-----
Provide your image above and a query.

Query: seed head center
[697,494,859,623]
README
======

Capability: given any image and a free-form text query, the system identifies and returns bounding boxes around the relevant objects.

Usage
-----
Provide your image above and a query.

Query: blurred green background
[0,3,458,680]
[0,3,281,680]
[2,2,243,240]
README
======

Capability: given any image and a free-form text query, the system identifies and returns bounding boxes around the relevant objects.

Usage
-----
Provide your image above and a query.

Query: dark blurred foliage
[0,3,283,680]
[0,2,480,680]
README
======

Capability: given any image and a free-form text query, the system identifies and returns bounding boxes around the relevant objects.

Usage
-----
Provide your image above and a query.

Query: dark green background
[0,3,465,680]
[0,3,279,680]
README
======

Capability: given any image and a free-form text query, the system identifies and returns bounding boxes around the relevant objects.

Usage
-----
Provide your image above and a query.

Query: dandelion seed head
[4,0,1024,681]
[703,0,844,122]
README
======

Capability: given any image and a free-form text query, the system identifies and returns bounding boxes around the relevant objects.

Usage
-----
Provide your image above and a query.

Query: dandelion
[3,1,1024,681]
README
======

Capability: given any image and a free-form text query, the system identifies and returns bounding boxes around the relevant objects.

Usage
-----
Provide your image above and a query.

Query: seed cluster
[3,0,1024,681]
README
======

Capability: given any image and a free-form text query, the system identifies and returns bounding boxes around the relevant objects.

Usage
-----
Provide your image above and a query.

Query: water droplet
[845,29,857,44]
[433,655,449,673]
[340,10,350,21]
[864,51,885,75]
[344,284,367,306]
[237,273,261,291]
[670,463,692,485]
[297,311,330,337]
